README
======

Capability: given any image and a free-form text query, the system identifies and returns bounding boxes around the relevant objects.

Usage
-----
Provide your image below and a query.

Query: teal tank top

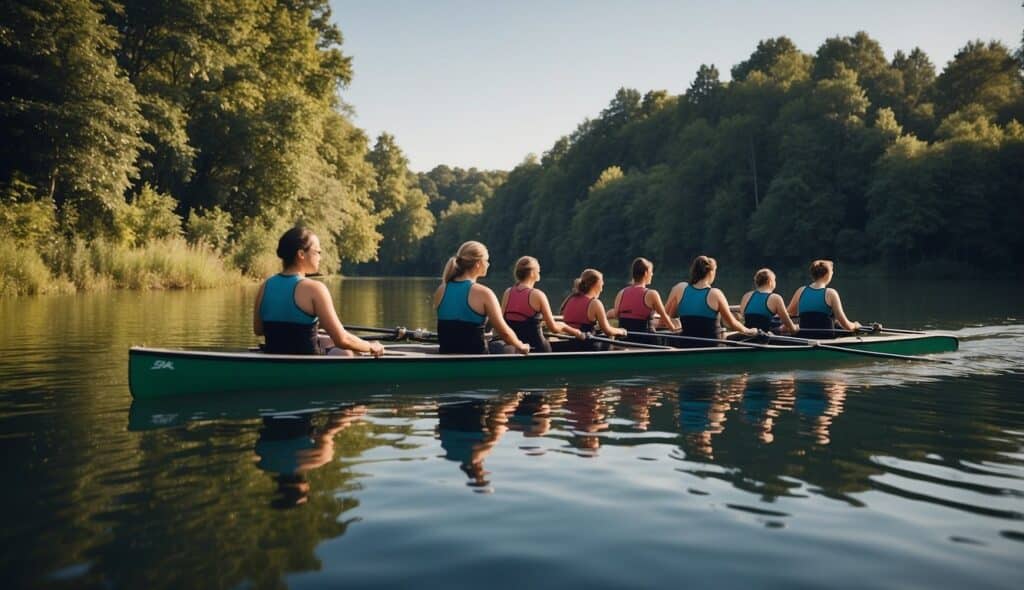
[438,280,486,324]
[678,285,717,319]
[260,274,317,325]
[744,291,771,317]
[798,285,832,316]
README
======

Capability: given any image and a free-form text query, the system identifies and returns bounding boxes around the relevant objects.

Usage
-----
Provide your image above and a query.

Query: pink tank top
[504,286,539,322]
[562,294,595,330]
[617,285,651,320]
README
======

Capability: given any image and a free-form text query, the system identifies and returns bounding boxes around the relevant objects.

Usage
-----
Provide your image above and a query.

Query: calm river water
[1,276,1022,589]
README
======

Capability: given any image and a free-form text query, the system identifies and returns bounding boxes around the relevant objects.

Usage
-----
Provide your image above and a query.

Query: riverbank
[0,237,249,296]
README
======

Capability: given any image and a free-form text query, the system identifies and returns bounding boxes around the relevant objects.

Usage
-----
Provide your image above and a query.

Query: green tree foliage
[1,0,386,286]
[117,183,183,246]
[1,0,145,234]
[186,206,232,253]
[459,31,1023,277]
[933,41,1024,120]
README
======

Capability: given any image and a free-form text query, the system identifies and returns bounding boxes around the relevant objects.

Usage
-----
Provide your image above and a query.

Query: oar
[793,326,925,336]
[765,333,952,363]
[623,330,776,350]
[786,318,925,336]
[547,332,673,350]
[344,325,405,336]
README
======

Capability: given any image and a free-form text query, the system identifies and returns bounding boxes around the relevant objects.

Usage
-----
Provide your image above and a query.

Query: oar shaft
[766,334,951,363]
[624,330,774,350]
[342,325,399,335]
[547,332,672,350]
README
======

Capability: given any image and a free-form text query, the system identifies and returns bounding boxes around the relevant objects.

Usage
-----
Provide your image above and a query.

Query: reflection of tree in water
[436,394,520,491]
[76,404,409,589]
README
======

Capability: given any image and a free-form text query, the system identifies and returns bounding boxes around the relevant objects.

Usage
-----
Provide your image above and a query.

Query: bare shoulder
[300,277,329,296]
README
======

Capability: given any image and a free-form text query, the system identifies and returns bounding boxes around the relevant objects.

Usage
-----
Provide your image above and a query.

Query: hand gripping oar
[765,333,952,363]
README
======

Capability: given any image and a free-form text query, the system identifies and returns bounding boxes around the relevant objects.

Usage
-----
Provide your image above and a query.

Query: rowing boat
[128,331,958,399]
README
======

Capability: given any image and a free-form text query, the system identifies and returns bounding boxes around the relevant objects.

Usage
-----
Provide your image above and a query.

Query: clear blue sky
[330,0,1022,171]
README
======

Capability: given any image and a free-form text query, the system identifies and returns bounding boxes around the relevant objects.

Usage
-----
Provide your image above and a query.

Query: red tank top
[504,286,539,322]
[562,294,595,330]
[617,285,651,320]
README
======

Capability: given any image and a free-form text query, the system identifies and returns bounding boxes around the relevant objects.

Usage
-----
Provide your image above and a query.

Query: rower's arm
[480,287,529,354]
[311,282,383,357]
[536,291,582,338]
[664,283,684,319]
[592,300,626,337]
[769,294,798,334]
[647,290,680,330]
[432,283,445,309]
[737,291,752,321]
[714,289,755,335]
[786,287,804,316]
[253,281,267,336]
[607,290,623,320]
[827,289,861,332]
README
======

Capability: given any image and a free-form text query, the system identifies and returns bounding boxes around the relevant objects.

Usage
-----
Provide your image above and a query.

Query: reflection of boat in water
[129,331,959,398]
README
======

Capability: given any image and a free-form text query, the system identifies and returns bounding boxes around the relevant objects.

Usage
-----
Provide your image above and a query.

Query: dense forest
[2,1,1023,295]
[422,33,1024,277]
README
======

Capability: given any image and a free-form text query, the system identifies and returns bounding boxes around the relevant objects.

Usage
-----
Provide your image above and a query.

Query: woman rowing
[608,257,679,342]
[501,256,583,353]
[434,241,530,355]
[787,259,861,338]
[664,255,757,346]
[738,268,797,333]
[559,269,626,351]
[253,227,383,357]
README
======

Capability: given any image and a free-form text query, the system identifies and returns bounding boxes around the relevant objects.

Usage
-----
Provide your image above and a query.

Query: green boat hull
[129,333,959,399]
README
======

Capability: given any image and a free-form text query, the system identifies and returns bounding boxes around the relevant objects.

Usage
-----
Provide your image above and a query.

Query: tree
[0,0,144,235]
[687,64,723,113]
[731,37,802,82]
[367,132,410,219]
[933,41,1024,119]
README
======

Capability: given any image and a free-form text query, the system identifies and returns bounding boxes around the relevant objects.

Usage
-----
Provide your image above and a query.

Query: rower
[501,256,583,353]
[253,227,383,357]
[664,255,757,347]
[608,257,679,343]
[559,269,626,351]
[786,259,861,339]
[738,268,797,334]
[434,241,530,355]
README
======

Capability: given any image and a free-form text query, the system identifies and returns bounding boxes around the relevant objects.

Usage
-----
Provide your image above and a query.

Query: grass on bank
[0,237,246,296]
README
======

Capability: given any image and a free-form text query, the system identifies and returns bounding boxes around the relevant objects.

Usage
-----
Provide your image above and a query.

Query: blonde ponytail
[442,241,489,282]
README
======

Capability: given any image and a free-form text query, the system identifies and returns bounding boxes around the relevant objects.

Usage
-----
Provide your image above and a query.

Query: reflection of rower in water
[617,386,664,432]
[677,376,747,460]
[563,387,614,454]
[506,390,567,438]
[738,377,787,444]
[781,376,849,445]
[436,395,520,491]
[254,405,367,509]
